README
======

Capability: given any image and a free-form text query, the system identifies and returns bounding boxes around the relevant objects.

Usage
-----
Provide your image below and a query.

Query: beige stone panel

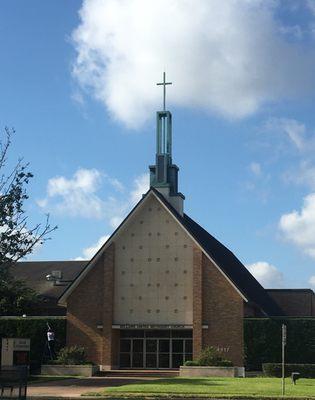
[113,195,194,325]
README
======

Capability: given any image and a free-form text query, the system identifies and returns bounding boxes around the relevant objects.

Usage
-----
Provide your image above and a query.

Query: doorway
[119,330,193,369]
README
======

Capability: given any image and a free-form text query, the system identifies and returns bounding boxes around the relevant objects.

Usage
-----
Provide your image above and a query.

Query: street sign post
[282,324,287,396]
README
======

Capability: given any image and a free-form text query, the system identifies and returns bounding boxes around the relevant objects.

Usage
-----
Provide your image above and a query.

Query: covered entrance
[119,329,193,369]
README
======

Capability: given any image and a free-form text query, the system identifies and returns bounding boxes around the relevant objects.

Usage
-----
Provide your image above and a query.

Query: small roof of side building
[11,261,88,302]
[58,188,283,317]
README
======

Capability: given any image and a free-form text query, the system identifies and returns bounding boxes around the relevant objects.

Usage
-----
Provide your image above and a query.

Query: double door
[120,337,192,368]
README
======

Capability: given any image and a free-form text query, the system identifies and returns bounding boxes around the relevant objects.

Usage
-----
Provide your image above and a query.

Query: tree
[0,127,57,315]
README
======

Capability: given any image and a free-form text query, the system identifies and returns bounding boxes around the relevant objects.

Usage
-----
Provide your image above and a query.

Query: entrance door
[119,330,193,369]
[145,339,171,368]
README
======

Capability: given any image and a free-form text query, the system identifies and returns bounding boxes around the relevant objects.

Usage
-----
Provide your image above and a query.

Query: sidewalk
[27,375,159,398]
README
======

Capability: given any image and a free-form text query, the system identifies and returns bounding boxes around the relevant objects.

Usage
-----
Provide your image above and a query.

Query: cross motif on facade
[157,72,172,111]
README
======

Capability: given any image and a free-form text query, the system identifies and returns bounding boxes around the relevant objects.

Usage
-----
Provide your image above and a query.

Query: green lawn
[93,377,315,398]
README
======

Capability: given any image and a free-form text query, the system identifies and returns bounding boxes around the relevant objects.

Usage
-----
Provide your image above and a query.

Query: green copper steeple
[149,73,185,214]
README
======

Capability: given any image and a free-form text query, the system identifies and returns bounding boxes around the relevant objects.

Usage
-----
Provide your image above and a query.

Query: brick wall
[193,246,203,359]
[66,244,115,367]
[101,244,116,369]
[201,253,244,366]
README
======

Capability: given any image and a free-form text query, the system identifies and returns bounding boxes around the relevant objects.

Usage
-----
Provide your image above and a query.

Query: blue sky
[1,0,315,290]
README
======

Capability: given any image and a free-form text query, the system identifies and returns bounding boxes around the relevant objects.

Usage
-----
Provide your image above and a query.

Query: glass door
[132,339,144,368]
[145,339,158,368]
[158,339,170,368]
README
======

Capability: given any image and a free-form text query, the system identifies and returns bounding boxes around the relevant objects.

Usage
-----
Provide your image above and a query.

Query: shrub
[184,360,199,366]
[189,346,233,367]
[263,363,315,378]
[55,345,88,365]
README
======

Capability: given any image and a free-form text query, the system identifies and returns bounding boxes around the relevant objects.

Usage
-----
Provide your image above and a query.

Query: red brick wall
[201,252,244,366]
[101,244,116,369]
[193,247,203,359]
[66,244,115,367]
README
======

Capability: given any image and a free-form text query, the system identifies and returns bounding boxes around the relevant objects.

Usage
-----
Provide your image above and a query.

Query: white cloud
[38,168,104,219]
[250,162,262,177]
[246,261,283,288]
[72,0,315,129]
[39,168,149,230]
[309,275,315,289]
[279,193,315,259]
[75,234,110,260]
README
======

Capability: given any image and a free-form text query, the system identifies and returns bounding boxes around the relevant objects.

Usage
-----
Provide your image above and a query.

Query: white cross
[157,72,172,111]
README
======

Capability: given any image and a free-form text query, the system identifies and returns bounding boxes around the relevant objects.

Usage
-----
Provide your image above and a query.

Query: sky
[1,0,315,290]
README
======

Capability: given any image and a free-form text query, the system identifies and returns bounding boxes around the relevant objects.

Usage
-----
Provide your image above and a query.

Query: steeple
[149,73,185,215]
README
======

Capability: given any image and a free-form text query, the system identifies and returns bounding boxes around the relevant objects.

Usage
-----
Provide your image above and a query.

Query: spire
[149,72,185,215]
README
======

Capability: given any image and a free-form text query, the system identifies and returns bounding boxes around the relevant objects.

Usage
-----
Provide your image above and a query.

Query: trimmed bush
[186,346,233,367]
[263,363,315,378]
[55,345,88,365]
[245,318,315,370]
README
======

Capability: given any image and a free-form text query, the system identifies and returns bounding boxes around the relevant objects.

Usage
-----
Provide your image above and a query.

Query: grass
[91,377,315,398]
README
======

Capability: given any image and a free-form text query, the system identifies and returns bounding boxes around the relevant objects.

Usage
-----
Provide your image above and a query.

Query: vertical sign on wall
[282,324,287,396]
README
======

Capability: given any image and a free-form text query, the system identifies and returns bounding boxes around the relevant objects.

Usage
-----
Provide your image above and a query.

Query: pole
[282,324,286,396]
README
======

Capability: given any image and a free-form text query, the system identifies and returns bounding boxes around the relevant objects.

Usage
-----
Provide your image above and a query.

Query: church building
[58,78,284,370]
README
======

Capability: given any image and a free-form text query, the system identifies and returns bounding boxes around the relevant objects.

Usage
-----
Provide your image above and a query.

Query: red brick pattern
[66,244,115,367]
[101,244,116,369]
[193,247,203,359]
[201,253,244,366]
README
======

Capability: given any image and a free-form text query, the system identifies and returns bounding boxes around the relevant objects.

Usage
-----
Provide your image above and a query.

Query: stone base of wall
[41,364,99,377]
[179,366,245,378]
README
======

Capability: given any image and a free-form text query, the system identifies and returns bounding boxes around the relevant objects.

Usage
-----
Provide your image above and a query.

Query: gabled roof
[12,261,87,301]
[58,188,283,316]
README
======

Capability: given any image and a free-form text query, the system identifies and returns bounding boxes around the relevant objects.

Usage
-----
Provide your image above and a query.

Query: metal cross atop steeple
[157,72,172,111]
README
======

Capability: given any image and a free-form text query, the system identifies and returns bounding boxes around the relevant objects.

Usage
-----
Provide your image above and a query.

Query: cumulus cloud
[279,193,315,259]
[37,168,104,218]
[246,261,283,288]
[72,0,315,128]
[75,234,110,260]
[309,275,315,289]
[39,168,149,228]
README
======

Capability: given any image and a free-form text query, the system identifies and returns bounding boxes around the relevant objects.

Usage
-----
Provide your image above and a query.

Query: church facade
[59,103,282,370]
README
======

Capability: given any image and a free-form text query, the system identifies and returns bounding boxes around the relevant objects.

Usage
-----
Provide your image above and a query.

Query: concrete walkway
[27,375,160,398]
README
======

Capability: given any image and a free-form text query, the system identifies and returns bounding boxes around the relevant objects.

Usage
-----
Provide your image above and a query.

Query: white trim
[59,190,247,305]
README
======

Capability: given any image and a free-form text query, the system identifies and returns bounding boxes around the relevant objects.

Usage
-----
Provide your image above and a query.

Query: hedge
[1,317,314,372]
[0,317,66,370]
[245,318,315,370]
[263,363,315,378]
